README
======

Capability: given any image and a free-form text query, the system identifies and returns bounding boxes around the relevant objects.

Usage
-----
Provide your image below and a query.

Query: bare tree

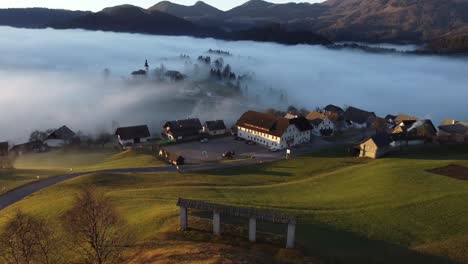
[0,211,61,264]
[62,187,132,264]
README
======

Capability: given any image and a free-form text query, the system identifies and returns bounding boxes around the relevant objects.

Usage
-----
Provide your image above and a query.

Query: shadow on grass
[183,211,458,264]
[384,144,468,161]
[297,222,459,264]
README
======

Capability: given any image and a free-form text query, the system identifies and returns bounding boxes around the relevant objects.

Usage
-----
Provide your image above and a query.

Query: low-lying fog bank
[1,26,467,143]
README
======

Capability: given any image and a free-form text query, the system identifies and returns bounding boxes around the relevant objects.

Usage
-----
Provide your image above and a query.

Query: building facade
[236,111,312,149]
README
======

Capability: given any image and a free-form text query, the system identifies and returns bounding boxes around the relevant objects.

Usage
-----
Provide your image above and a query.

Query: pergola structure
[176,198,297,248]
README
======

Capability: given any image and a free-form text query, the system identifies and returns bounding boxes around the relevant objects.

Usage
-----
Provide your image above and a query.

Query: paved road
[0,137,334,212]
[0,166,177,211]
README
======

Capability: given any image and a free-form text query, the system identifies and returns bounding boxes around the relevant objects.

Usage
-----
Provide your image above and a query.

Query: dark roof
[289,116,313,131]
[236,111,290,137]
[164,118,203,138]
[47,126,75,140]
[360,133,391,148]
[177,198,296,224]
[115,125,151,140]
[0,142,8,154]
[439,124,468,134]
[205,120,227,131]
[132,69,147,75]
[11,140,43,151]
[344,107,376,124]
[385,114,396,121]
[324,104,344,113]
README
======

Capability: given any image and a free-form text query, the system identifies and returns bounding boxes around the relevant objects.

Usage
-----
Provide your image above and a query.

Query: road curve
[0,166,176,211]
[0,138,335,212]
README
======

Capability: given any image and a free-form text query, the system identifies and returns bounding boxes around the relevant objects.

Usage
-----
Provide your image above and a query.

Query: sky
[0,0,323,11]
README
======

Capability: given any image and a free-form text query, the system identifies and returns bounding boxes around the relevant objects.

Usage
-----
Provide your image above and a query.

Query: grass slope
[0,147,165,194]
[1,145,468,263]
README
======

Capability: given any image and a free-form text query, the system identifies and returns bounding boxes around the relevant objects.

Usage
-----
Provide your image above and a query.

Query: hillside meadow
[1,145,468,263]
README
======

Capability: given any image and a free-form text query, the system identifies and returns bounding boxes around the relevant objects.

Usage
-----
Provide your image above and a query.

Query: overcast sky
[0,0,324,11]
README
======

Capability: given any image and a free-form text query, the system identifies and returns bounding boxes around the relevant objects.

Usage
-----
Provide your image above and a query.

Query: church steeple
[144,60,149,72]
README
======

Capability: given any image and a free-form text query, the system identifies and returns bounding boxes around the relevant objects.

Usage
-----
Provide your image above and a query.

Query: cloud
[1,26,468,143]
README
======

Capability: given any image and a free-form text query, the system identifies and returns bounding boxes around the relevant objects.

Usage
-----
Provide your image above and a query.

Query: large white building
[236,111,312,149]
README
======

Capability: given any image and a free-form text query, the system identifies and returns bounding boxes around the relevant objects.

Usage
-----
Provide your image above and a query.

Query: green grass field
[0,147,165,193]
[1,145,468,263]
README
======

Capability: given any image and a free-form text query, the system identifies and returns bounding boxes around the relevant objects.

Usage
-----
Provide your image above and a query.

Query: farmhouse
[344,106,376,129]
[356,133,392,159]
[438,119,468,143]
[391,119,437,146]
[236,111,312,149]
[203,120,227,136]
[115,125,151,148]
[0,142,9,156]
[306,111,335,136]
[44,126,76,148]
[164,118,203,142]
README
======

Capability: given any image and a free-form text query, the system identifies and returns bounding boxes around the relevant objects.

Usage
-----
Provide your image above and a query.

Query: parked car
[270,147,279,152]
[222,150,236,159]
[246,140,256,145]
[200,138,209,143]
[234,137,245,141]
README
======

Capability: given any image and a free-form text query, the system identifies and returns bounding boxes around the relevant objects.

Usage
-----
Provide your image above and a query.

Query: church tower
[144,60,149,73]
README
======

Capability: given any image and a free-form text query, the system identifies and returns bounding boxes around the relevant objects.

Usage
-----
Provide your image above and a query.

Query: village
[1,103,467,169]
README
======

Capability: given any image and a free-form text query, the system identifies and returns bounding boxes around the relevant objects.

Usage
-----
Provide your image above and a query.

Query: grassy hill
[1,145,468,263]
[0,147,165,194]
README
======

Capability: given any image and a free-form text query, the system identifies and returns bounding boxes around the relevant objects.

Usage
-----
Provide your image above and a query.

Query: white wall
[237,125,310,149]
[312,118,335,136]
[44,139,65,148]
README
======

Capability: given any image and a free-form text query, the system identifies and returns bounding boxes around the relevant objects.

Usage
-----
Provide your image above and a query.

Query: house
[384,114,397,127]
[391,119,437,146]
[164,118,203,142]
[344,107,376,129]
[0,142,9,156]
[44,126,76,147]
[203,120,227,136]
[10,140,45,156]
[438,119,468,143]
[236,111,312,149]
[356,133,392,159]
[306,112,335,136]
[115,125,151,148]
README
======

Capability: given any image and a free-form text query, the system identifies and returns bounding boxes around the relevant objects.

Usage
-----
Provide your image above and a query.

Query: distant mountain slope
[0,8,90,28]
[148,1,222,18]
[53,4,218,37]
[316,0,468,43]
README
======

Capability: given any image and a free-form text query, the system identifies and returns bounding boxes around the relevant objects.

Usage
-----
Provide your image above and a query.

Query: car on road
[222,150,236,159]
[200,138,209,143]
[245,140,256,145]
[234,136,245,141]
[270,147,279,152]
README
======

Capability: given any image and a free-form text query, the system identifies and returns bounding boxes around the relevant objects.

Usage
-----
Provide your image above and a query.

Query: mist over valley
[1,26,467,143]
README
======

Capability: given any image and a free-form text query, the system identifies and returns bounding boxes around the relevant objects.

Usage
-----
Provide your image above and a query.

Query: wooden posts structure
[176,198,297,249]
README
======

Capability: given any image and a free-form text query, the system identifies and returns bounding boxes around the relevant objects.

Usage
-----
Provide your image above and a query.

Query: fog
[1,26,468,143]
